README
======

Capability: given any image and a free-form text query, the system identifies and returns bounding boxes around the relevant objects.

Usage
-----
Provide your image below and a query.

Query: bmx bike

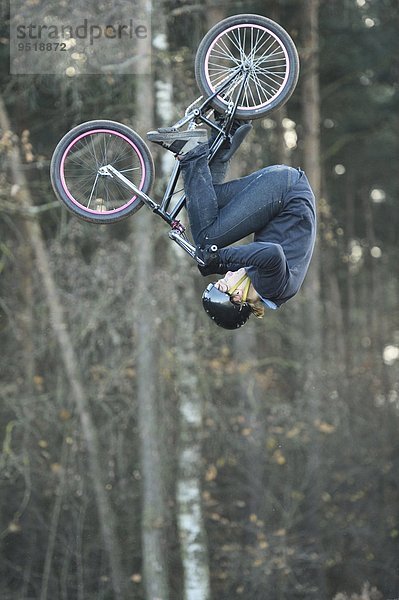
[50,14,299,266]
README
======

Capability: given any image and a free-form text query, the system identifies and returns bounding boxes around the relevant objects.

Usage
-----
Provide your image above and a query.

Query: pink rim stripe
[60,129,146,215]
[205,24,290,111]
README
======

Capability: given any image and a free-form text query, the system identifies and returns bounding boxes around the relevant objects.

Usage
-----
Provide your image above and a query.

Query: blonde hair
[217,269,266,319]
[247,298,265,319]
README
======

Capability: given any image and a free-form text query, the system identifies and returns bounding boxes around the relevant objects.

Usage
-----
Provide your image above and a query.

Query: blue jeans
[179,143,306,301]
[180,143,300,248]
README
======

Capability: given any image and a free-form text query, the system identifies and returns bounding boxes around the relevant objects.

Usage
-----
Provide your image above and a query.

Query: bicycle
[50,14,299,267]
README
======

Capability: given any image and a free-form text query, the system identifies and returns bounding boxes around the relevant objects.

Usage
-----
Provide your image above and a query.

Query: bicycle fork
[98,165,205,266]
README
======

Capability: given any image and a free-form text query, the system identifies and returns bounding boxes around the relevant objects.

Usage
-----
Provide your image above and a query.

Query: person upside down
[147,118,316,329]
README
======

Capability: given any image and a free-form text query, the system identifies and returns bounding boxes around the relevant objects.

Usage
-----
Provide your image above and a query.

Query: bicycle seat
[220,123,253,162]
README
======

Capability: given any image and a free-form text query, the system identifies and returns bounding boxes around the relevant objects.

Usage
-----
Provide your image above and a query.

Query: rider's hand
[215,279,243,303]
[215,270,246,303]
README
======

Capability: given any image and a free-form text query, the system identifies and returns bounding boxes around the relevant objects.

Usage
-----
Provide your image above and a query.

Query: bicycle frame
[101,68,250,265]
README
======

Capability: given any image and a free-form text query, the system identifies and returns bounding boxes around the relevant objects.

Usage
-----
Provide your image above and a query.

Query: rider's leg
[208,137,230,185]
[218,242,289,299]
[208,114,252,185]
[209,154,229,185]
[180,143,300,249]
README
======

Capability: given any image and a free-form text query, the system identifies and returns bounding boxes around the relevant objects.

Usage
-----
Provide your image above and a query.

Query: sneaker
[196,245,226,276]
[146,128,208,156]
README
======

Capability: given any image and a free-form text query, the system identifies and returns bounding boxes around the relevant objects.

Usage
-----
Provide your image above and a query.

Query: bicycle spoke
[87,173,100,209]
[254,50,286,66]
[213,37,239,65]
[67,144,100,170]
[245,78,257,108]
[206,23,291,110]
[210,45,240,65]
[250,71,272,104]
[107,138,132,166]
[226,29,249,57]
[257,71,285,93]
[247,32,274,64]
[236,26,246,64]
[90,136,100,168]
[252,66,279,93]
[209,68,238,88]
[61,129,146,213]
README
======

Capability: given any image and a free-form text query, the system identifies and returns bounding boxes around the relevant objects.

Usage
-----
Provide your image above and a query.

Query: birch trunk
[175,278,211,600]
[0,95,126,599]
[152,2,211,595]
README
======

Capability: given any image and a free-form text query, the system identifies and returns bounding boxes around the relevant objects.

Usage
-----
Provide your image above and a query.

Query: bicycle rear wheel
[50,120,154,224]
[195,14,299,119]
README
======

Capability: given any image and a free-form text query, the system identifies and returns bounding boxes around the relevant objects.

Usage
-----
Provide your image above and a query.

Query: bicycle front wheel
[50,120,154,224]
[195,14,299,119]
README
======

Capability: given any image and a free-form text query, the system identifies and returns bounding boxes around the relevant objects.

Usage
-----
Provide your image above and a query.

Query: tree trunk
[234,333,261,487]
[153,2,211,594]
[39,440,68,600]
[175,283,211,600]
[205,0,225,27]
[17,234,35,389]
[134,217,170,599]
[301,0,322,413]
[133,12,170,592]
[177,316,210,600]
[300,1,327,595]
[0,95,126,599]
[301,2,322,390]
[344,170,356,374]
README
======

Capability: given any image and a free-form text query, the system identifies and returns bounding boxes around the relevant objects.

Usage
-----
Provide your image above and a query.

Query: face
[214,268,247,304]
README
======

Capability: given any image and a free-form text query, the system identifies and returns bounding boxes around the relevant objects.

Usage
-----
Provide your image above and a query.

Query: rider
[147,120,316,329]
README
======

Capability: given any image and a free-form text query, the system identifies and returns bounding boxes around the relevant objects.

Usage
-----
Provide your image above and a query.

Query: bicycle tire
[195,14,299,119]
[50,120,155,224]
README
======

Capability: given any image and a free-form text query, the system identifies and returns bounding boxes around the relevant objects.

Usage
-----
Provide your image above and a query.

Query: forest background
[0,0,398,599]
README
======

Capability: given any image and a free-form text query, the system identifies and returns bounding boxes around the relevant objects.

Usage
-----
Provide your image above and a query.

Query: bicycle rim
[59,129,146,216]
[204,23,291,113]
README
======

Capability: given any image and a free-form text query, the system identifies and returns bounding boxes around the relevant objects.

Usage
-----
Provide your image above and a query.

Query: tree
[300,0,327,596]
[133,3,170,595]
[175,277,211,600]
[2,1,399,598]
[153,4,211,596]
[0,95,126,599]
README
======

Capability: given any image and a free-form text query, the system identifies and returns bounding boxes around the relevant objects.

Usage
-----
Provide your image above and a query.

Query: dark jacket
[220,170,316,306]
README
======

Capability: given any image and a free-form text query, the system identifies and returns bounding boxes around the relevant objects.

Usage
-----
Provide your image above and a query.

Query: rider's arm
[220,242,286,270]
[219,242,289,299]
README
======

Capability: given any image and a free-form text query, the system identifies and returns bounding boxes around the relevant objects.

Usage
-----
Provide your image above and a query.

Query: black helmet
[202,283,252,330]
